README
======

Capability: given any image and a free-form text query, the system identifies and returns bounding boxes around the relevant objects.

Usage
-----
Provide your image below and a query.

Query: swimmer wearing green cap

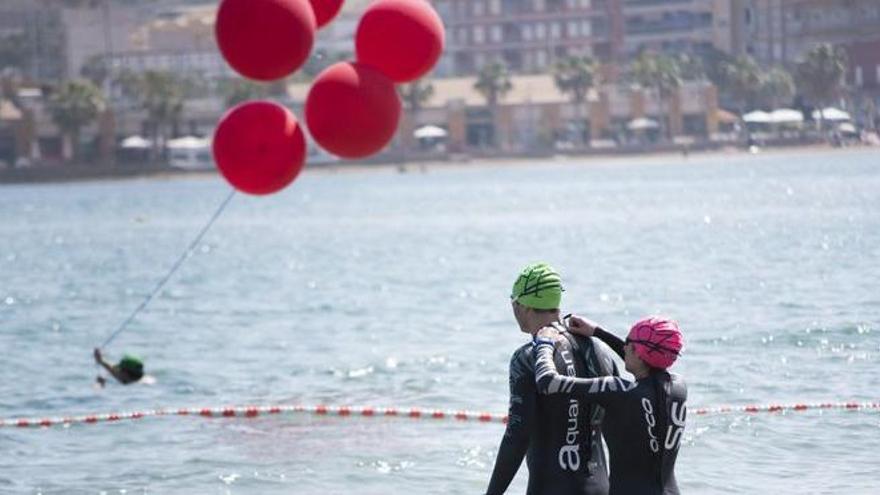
[486,262,619,495]
[93,348,144,386]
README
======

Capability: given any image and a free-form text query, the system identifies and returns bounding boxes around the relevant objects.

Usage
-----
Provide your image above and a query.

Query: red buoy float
[355,0,445,83]
[215,0,316,81]
[305,62,401,159]
[309,0,345,29]
[213,101,307,195]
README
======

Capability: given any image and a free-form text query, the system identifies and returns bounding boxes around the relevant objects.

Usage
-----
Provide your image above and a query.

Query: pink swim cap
[626,317,684,369]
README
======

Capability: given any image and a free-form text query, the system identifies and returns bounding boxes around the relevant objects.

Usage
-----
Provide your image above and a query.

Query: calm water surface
[1,149,878,494]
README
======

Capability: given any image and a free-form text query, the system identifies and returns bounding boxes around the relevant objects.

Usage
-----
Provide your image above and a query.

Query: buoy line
[4,401,878,429]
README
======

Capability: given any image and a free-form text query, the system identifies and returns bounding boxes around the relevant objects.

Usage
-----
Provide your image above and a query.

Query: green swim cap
[511,262,563,310]
[118,354,144,377]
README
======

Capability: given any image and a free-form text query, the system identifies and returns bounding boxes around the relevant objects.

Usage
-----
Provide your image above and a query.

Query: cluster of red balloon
[212,0,444,195]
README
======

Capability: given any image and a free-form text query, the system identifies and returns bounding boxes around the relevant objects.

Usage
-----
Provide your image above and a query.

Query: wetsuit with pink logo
[534,328,687,495]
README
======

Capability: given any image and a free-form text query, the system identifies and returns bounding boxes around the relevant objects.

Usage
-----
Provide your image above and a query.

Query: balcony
[626,15,712,36]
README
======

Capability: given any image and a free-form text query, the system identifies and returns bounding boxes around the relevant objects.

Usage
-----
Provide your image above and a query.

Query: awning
[167,136,210,149]
[120,135,152,149]
[769,108,803,124]
[742,110,773,124]
[838,122,858,134]
[627,117,659,131]
[813,107,851,121]
[715,109,739,124]
[413,125,448,139]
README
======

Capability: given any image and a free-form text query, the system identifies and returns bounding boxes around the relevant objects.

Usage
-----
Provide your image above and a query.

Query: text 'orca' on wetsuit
[486,323,620,495]
[534,328,687,495]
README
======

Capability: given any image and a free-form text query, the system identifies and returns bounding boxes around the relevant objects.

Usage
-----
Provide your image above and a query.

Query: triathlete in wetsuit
[485,263,619,495]
[533,316,687,495]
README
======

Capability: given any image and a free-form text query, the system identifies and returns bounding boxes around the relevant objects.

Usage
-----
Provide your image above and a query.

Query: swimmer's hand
[565,315,600,337]
[96,376,106,387]
[93,348,102,364]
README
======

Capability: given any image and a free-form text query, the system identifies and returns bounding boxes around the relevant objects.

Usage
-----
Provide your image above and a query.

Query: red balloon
[305,62,401,159]
[355,0,445,83]
[213,101,306,195]
[309,0,344,29]
[215,0,316,81]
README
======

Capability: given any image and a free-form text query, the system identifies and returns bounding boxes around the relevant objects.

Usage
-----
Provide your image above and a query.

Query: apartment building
[622,0,734,56]
[743,0,880,65]
[435,0,625,76]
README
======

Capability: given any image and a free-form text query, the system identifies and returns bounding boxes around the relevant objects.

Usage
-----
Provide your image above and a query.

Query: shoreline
[1,143,876,186]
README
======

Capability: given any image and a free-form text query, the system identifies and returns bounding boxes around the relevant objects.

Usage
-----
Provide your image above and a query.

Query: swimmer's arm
[593,327,625,359]
[486,350,535,495]
[534,344,633,404]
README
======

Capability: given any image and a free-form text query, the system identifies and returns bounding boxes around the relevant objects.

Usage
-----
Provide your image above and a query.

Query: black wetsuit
[534,328,687,495]
[486,324,620,495]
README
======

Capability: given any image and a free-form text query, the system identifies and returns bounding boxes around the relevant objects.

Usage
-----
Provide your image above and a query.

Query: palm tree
[795,43,848,129]
[398,78,434,152]
[474,61,513,108]
[719,55,762,115]
[222,79,268,108]
[122,71,184,161]
[759,66,795,109]
[630,52,682,141]
[474,61,512,148]
[553,56,598,146]
[47,79,105,162]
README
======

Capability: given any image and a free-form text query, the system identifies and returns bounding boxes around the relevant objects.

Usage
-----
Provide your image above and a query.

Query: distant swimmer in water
[533,316,687,495]
[93,348,145,386]
[485,262,619,495]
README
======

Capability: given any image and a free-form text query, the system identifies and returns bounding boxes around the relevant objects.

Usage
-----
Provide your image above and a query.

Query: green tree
[116,71,185,161]
[553,55,598,145]
[474,61,513,108]
[474,61,513,149]
[398,78,435,153]
[222,79,267,108]
[795,43,848,128]
[718,55,762,114]
[47,79,105,162]
[630,52,682,140]
[80,55,109,87]
[398,78,434,113]
[759,66,795,109]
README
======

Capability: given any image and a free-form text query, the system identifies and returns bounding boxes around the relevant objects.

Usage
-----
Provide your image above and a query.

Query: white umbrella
[413,125,448,139]
[120,135,152,149]
[837,122,857,134]
[627,117,659,131]
[742,111,773,124]
[769,108,803,124]
[167,136,210,149]
[813,107,851,121]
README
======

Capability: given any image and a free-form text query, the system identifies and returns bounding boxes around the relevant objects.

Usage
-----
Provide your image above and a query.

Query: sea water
[1,148,878,494]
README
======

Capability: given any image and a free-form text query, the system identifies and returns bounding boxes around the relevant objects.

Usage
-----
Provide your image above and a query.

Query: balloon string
[98,189,237,350]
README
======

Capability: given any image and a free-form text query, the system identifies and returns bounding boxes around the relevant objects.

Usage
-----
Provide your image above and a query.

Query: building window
[536,50,547,68]
[568,21,579,37]
[581,20,591,36]
[876,65,880,85]
[551,22,561,39]
[474,1,484,16]
[475,52,485,68]
[536,23,546,39]
[474,25,485,44]
[855,66,863,87]
[491,25,502,42]
[490,0,501,15]
[523,24,533,41]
